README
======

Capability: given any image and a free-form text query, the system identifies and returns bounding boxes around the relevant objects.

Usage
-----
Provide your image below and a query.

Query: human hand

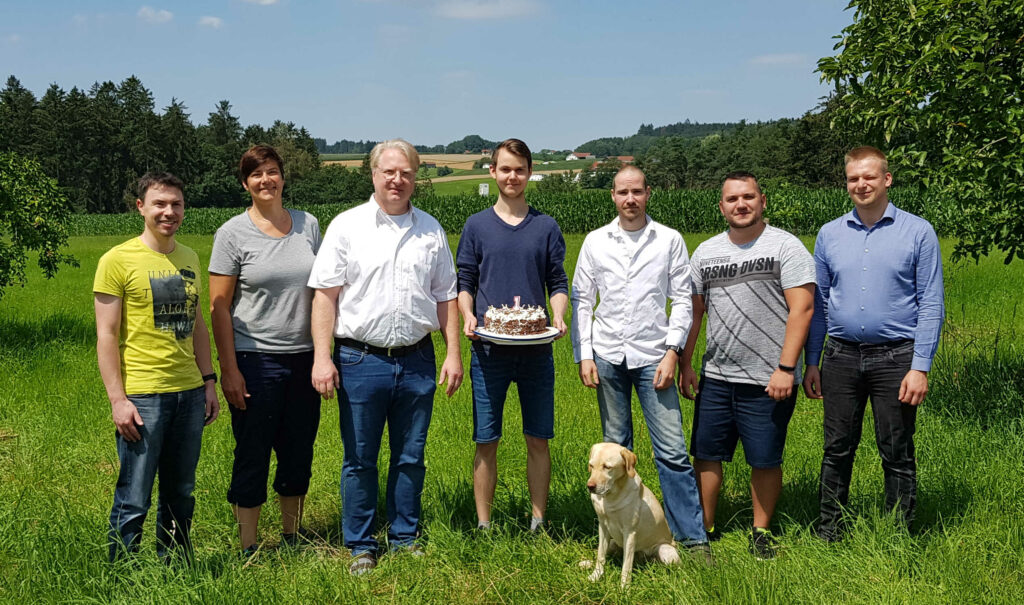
[579,359,600,388]
[899,369,929,405]
[653,352,677,391]
[312,356,340,400]
[204,382,220,426]
[678,365,699,400]
[112,398,143,441]
[438,354,464,397]
[765,368,794,401]
[463,315,480,340]
[221,366,250,410]
[802,365,823,400]
[552,316,568,340]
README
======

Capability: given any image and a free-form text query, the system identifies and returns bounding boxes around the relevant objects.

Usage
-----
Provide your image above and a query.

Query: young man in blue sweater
[456,138,569,532]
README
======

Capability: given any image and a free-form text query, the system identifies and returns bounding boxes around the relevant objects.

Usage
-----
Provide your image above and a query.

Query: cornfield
[69,187,944,237]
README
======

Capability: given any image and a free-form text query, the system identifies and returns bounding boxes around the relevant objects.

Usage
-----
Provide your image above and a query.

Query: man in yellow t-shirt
[94,172,220,562]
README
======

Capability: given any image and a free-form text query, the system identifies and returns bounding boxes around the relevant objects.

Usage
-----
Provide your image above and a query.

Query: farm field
[1,232,1022,604]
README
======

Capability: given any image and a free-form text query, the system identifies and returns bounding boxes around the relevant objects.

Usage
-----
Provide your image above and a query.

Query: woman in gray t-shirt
[209,145,322,556]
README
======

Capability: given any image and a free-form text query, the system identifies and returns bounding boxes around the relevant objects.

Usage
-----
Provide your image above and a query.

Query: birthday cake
[484,299,549,336]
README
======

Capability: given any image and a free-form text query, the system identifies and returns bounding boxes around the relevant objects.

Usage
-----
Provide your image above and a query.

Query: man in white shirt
[570,166,709,553]
[308,139,463,575]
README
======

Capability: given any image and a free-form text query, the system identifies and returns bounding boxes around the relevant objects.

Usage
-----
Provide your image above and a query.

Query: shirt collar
[848,202,897,229]
[607,215,654,241]
[371,195,417,228]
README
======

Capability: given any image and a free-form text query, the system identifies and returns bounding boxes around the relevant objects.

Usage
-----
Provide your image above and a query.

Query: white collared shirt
[570,216,693,368]
[308,197,458,347]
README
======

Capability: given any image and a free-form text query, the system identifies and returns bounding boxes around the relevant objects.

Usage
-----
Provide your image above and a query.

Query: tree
[0,152,78,299]
[818,0,1024,262]
[0,76,37,156]
[536,170,580,193]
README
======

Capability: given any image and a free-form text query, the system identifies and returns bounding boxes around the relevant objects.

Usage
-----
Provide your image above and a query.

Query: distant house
[481,149,492,155]
[421,162,436,169]
[566,152,595,161]
[528,174,545,182]
[616,156,635,164]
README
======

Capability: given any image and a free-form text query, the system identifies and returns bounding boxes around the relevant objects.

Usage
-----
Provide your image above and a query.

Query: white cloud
[434,0,540,20]
[241,0,280,5]
[137,6,173,24]
[198,16,223,29]
[750,53,805,66]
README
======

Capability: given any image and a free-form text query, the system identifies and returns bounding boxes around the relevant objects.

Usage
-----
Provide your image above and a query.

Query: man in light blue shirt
[803,146,945,541]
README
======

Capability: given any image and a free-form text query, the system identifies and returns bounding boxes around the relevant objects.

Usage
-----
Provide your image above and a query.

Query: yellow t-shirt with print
[93,237,204,395]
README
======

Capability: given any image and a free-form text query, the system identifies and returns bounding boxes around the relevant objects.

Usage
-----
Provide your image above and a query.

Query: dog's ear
[621,447,638,478]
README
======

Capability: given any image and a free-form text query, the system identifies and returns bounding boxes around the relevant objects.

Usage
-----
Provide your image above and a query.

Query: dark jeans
[227,351,321,508]
[108,386,206,562]
[819,338,917,535]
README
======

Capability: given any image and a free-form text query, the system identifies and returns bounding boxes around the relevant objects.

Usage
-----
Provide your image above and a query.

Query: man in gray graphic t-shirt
[678,171,815,560]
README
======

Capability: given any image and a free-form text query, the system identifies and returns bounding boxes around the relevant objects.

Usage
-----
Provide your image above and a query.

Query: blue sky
[1,0,852,150]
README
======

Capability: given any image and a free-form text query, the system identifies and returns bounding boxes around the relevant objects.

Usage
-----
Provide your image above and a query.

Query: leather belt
[338,336,431,357]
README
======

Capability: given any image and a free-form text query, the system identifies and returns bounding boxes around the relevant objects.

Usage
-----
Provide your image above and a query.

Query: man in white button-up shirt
[570,166,709,554]
[308,139,463,575]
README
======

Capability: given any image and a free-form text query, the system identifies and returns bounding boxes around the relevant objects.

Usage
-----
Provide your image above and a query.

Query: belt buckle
[387,346,395,356]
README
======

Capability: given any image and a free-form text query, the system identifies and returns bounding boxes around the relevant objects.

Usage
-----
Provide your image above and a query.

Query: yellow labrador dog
[584,442,680,586]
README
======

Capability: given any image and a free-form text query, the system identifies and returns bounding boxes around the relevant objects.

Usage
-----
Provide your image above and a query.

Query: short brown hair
[722,170,761,193]
[369,139,420,173]
[136,171,184,200]
[492,138,532,170]
[612,165,647,189]
[845,146,888,173]
[239,145,284,183]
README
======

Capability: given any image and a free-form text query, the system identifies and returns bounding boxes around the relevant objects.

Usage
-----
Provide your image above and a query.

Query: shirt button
[861,287,866,291]
[861,325,865,330]
[864,248,869,253]
[860,306,865,310]
[863,267,867,271]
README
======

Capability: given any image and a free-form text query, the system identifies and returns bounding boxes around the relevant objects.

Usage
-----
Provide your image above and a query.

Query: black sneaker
[748,527,778,560]
[706,526,722,542]
[281,527,314,548]
[348,551,377,576]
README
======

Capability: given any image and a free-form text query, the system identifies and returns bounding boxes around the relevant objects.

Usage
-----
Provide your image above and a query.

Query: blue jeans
[594,356,707,544]
[108,386,206,561]
[470,348,555,443]
[335,343,436,555]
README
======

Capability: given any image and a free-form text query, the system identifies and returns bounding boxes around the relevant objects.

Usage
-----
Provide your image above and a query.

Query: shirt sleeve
[545,221,569,296]
[307,214,349,289]
[689,246,704,296]
[93,249,125,297]
[569,236,597,362]
[208,225,240,276]
[455,219,480,295]
[805,229,831,366]
[431,228,458,302]
[666,232,694,349]
[310,214,322,255]
[911,223,945,372]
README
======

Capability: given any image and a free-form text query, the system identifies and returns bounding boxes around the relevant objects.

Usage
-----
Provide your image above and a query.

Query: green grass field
[429,178,542,196]
[320,153,366,162]
[1,233,1022,603]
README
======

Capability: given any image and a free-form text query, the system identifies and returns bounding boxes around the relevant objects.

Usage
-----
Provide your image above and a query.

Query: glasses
[377,169,416,182]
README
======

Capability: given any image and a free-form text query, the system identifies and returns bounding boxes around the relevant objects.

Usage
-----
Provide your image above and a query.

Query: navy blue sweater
[456,206,568,352]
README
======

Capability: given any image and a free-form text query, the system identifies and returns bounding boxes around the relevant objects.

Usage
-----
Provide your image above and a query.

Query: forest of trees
[0,75,371,212]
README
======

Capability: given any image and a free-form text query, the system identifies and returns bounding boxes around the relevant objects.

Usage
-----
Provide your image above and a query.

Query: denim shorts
[690,376,796,468]
[470,347,555,443]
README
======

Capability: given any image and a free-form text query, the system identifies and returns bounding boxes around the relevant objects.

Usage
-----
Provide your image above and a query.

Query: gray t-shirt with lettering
[690,225,815,386]
[209,209,321,353]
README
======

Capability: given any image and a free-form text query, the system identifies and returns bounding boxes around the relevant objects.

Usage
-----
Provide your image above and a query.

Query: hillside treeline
[581,100,854,188]
[0,75,372,212]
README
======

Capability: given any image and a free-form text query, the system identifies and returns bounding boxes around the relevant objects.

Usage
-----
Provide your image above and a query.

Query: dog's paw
[588,569,604,582]
[579,558,594,569]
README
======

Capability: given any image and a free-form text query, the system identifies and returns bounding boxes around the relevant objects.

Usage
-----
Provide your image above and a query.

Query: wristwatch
[666,345,682,354]
[202,372,218,384]
[777,363,796,372]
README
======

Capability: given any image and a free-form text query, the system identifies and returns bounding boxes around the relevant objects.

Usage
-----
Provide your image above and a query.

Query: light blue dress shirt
[805,202,945,372]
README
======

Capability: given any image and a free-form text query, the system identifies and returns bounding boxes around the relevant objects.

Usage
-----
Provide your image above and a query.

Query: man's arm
[545,227,570,339]
[901,225,945,405]
[767,284,815,401]
[570,240,599,387]
[457,291,480,340]
[209,274,249,409]
[311,287,341,399]
[657,234,693,390]
[95,293,143,442]
[803,232,830,400]
[549,291,569,339]
[436,297,464,397]
[677,294,706,400]
[191,310,220,425]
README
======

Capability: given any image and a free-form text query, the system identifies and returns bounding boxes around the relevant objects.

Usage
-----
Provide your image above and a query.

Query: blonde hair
[845,146,888,173]
[369,139,420,173]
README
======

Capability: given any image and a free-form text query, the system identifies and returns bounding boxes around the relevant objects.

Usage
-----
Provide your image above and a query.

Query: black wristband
[202,372,218,384]
[777,363,796,372]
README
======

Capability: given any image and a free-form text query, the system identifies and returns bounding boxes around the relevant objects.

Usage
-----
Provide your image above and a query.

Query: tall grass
[0,235,1021,603]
